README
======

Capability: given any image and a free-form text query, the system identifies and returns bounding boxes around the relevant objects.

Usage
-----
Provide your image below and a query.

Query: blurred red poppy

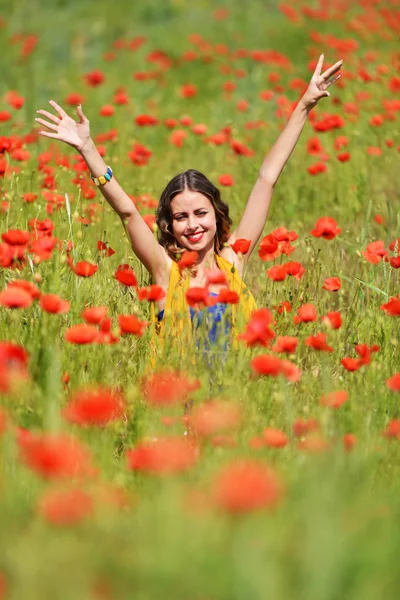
[64,324,98,344]
[19,432,93,479]
[263,428,288,448]
[211,459,283,513]
[386,373,400,392]
[118,314,148,336]
[293,303,317,324]
[320,390,349,408]
[190,400,241,437]
[38,487,93,526]
[63,386,126,426]
[141,370,200,407]
[362,240,388,264]
[69,260,98,277]
[380,298,400,316]
[305,333,334,352]
[238,308,275,347]
[137,285,166,302]
[127,436,198,474]
[218,174,234,187]
[40,293,70,314]
[177,251,198,270]
[0,288,33,308]
[82,306,108,324]
[322,311,342,329]
[272,336,298,354]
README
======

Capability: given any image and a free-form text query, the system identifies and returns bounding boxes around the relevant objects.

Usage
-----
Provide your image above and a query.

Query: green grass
[0,0,400,598]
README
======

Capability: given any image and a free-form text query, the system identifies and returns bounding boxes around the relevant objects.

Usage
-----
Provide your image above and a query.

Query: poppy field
[0,0,400,598]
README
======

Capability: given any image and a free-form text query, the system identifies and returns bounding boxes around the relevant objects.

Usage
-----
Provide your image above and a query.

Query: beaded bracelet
[91,165,113,186]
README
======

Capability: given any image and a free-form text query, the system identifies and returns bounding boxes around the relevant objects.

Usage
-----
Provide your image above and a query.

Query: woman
[35,55,343,356]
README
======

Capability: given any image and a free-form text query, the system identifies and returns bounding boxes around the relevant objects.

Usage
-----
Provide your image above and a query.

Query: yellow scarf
[148,254,257,357]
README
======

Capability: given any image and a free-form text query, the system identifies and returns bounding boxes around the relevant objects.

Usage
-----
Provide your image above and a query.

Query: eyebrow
[172,208,208,217]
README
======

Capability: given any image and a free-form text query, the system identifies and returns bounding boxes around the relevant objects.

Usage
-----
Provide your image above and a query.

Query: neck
[195,244,218,270]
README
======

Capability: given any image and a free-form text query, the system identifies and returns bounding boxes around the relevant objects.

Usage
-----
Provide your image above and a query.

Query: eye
[198,211,207,216]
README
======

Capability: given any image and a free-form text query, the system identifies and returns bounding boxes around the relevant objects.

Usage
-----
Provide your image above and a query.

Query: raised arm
[228,54,343,261]
[35,101,167,277]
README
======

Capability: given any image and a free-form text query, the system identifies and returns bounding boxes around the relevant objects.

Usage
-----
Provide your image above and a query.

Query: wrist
[77,137,95,156]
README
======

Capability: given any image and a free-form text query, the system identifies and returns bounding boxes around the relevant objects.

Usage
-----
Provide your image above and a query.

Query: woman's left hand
[300,54,343,111]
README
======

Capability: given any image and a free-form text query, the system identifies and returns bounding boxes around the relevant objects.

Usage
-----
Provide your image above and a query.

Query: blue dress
[157,292,231,349]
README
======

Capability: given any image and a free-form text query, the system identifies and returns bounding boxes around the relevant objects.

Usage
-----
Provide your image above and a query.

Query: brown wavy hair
[156,169,232,259]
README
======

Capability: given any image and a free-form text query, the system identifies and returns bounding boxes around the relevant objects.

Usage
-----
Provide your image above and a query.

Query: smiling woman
[34,55,343,356]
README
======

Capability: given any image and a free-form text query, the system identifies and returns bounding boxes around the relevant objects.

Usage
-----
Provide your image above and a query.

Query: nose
[186,214,198,232]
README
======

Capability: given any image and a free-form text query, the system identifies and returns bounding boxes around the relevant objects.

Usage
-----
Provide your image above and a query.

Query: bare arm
[35,101,167,276]
[228,54,343,261]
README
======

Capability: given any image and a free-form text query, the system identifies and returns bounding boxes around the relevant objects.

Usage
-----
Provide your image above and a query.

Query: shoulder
[219,247,245,278]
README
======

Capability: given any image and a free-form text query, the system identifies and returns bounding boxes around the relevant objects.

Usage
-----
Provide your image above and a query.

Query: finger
[36,109,61,124]
[48,100,68,119]
[313,54,325,78]
[325,74,341,88]
[35,117,58,132]
[321,59,343,80]
[76,104,87,124]
[38,131,60,139]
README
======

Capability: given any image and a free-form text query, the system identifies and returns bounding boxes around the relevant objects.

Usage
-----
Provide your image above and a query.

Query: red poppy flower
[292,418,319,437]
[177,251,198,270]
[361,240,387,264]
[230,139,255,157]
[258,235,279,261]
[206,269,227,285]
[97,241,115,257]
[380,298,400,316]
[218,174,234,187]
[215,288,239,304]
[337,152,351,162]
[355,343,380,366]
[344,434,357,451]
[383,420,400,439]
[114,265,138,287]
[0,288,33,309]
[40,293,70,314]
[64,324,98,344]
[137,285,166,302]
[238,308,275,347]
[305,333,334,352]
[341,357,362,371]
[38,487,93,526]
[263,428,288,448]
[280,359,301,383]
[186,287,210,309]
[180,84,197,98]
[141,370,200,407]
[127,436,198,474]
[374,214,384,225]
[320,390,349,408]
[19,432,93,479]
[230,238,251,255]
[267,265,287,281]
[63,386,126,426]
[70,261,98,277]
[23,192,37,203]
[7,280,41,299]
[307,162,327,176]
[298,436,330,453]
[190,401,241,437]
[272,336,298,354]
[2,229,29,245]
[275,300,291,314]
[99,105,115,117]
[310,217,341,240]
[169,129,187,147]
[81,306,108,324]
[118,314,148,336]
[322,277,341,291]
[251,354,282,377]
[211,459,283,513]
[321,311,342,329]
[386,373,400,392]
[293,303,317,324]
[83,70,105,86]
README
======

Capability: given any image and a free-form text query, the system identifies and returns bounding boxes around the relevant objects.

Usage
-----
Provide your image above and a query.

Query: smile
[185,231,205,243]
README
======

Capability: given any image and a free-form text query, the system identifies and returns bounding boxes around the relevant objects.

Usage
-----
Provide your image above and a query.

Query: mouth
[185,231,205,243]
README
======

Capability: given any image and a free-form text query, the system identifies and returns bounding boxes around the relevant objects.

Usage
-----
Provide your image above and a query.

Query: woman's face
[170,189,217,252]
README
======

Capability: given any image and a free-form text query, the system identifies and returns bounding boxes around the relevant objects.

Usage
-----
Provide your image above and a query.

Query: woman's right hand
[35,100,92,153]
